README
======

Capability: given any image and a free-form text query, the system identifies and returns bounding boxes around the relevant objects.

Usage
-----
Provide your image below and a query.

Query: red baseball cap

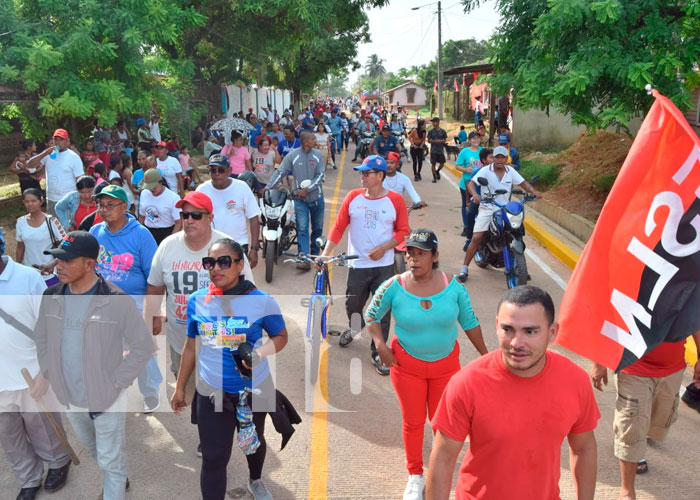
[155,141,167,148]
[387,152,400,162]
[175,191,213,213]
[248,108,253,112]
[53,128,69,139]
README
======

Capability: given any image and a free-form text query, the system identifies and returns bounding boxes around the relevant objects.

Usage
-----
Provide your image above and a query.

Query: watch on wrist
[251,245,261,251]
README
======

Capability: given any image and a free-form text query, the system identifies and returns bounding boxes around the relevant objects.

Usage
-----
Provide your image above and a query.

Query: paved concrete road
[1,148,698,499]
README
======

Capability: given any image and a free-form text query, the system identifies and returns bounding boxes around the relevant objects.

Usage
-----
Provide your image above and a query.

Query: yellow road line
[307,148,347,500]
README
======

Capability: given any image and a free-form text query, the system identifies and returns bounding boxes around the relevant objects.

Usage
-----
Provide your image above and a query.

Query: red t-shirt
[621,341,687,378]
[431,350,600,500]
[74,202,96,227]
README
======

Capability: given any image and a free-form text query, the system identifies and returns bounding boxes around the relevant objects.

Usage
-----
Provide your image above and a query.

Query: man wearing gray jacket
[32,231,152,500]
[266,130,325,270]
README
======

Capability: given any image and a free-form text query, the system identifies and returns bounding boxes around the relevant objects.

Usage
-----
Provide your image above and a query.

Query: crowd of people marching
[1,96,698,500]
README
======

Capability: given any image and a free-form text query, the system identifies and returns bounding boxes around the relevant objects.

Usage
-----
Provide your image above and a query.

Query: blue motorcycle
[473,177,537,289]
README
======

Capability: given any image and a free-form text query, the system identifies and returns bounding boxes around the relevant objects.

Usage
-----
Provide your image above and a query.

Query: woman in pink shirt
[221,130,252,176]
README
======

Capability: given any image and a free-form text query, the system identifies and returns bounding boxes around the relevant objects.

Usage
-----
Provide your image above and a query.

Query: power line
[401,13,436,70]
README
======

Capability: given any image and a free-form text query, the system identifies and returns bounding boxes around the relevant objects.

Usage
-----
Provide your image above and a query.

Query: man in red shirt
[590,329,700,500]
[427,285,599,500]
[318,155,409,375]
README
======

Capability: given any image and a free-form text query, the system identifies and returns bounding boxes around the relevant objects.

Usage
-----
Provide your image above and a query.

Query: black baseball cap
[44,231,100,260]
[405,228,438,251]
[381,124,391,131]
[208,153,229,167]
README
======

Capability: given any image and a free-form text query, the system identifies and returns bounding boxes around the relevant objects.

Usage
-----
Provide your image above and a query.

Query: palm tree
[364,54,386,92]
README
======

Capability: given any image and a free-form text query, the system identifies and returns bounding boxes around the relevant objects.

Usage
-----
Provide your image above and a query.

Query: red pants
[390,336,460,474]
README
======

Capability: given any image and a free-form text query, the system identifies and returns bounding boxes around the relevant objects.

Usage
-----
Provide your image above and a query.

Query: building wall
[387,85,427,108]
[513,107,642,151]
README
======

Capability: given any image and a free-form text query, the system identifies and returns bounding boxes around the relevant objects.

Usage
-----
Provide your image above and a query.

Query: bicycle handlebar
[282,252,359,266]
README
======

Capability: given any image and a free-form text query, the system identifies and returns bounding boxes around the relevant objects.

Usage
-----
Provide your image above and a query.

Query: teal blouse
[365,274,479,362]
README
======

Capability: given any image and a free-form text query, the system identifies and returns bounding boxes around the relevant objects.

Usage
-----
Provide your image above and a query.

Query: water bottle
[236,387,261,455]
[49,145,59,160]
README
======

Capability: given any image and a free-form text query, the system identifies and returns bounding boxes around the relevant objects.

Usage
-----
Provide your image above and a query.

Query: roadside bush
[594,173,617,193]
[519,159,560,188]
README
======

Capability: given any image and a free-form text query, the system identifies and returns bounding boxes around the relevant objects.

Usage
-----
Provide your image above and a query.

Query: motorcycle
[471,177,537,289]
[391,129,408,159]
[259,188,297,283]
[358,131,374,159]
[394,203,425,274]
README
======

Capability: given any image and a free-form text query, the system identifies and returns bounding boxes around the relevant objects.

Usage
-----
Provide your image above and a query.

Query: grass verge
[519,157,560,189]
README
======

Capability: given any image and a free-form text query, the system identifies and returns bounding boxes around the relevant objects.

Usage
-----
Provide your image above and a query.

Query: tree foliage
[0,0,205,137]
[461,0,700,130]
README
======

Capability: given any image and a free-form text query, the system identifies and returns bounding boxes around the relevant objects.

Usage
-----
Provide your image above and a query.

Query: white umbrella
[210,117,254,131]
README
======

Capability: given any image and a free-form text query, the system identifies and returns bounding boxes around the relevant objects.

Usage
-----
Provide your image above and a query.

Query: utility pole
[437,0,443,119]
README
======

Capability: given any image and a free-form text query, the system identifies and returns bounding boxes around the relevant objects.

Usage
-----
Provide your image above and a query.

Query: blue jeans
[332,132,342,154]
[295,197,325,256]
[137,356,162,399]
[459,188,469,227]
[465,201,480,240]
[67,394,127,500]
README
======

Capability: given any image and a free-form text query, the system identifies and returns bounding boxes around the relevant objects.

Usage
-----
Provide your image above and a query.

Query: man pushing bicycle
[317,155,409,376]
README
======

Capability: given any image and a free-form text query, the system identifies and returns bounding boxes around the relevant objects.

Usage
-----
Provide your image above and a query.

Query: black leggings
[196,389,268,500]
[410,146,424,176]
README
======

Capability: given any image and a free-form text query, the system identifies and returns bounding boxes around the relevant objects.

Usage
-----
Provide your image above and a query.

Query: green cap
[94,184,128,203]
[142,169,162,191]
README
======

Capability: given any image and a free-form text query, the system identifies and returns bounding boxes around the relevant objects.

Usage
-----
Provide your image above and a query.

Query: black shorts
[430,152,446,164]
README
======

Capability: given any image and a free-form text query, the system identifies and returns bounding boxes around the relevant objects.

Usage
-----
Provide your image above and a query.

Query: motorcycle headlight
[265,206,282,218]
[506,211,524,229]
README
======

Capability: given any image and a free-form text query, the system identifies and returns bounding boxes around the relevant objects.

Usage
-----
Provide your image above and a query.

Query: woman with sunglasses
[364,228,487,500]
[171,238,287,500]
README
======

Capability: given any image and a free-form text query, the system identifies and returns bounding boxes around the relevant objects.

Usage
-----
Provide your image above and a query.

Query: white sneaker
[248,479,273,500]
[403,474,425,500]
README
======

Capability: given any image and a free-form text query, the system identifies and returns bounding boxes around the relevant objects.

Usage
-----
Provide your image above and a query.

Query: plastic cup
[49,146,59,160]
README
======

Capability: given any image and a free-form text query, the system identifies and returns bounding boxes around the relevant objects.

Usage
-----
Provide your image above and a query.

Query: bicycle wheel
[308,295,325,385]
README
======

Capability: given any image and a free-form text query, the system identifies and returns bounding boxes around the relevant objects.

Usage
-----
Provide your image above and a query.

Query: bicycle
[282,250,358,384]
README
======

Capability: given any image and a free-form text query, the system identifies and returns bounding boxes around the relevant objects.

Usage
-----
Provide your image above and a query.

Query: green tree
[0,0,205,139]
[461,0,700,130]
[318,70,350,98]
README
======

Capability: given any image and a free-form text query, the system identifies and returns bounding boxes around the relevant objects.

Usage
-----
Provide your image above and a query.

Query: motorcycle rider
[370,125,402,159]
[457,146,541,282]
[352,115,377,162]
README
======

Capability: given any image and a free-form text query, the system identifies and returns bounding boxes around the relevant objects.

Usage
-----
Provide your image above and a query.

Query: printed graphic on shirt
[197,317,250,350]
[144,206,160,222]
[96,245,134,281]
[169,261,211,324]
[226,199,236,212]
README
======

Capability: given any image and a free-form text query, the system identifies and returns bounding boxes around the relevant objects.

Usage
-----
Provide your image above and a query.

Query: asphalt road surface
[1,147,698,499]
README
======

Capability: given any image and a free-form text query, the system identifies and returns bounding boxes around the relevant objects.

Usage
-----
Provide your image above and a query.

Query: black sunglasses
[208,166,228,174]
[181,211,207,220]
[202,256,242,270]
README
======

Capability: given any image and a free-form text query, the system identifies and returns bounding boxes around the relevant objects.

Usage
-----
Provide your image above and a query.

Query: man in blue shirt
[327,109,342,159]
[301,112,315,131]
[370,125,401,159]
[248,114,263,150]
[277,126,302,158]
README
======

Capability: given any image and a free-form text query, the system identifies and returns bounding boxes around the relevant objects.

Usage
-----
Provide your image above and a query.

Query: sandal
[636,459,648,474]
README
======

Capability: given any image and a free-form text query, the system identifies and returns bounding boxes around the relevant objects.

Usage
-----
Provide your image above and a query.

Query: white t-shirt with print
[15,215,66,269]
[196,180,261,245]
[0,256,46,390]
[139,188,182,228]
[472,164,525,208]
[156,156,183,193]
[41,149,84,202]
[147,229,254,353]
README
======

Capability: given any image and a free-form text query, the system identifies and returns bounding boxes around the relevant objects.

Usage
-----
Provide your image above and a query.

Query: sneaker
[197,443,202,458]
[247,479,273,500]
[460,227,468,237]
[143,395,160,414]
[372,353,390,376]
[339,328,355,347]
[403,474,425,500]
[457,265,469,283]
[296,262,311,271]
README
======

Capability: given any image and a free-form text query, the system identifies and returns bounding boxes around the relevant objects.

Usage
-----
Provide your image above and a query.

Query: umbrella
[210,117,254,132]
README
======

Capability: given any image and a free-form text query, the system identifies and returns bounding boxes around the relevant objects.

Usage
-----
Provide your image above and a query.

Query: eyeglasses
[97,201,125,211]
[181,211,207,220]
[208,166,228,174]
[202,256,242,270]
[360,170,378,177]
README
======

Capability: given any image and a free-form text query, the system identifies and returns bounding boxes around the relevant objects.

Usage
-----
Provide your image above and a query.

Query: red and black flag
[556,90,700,371]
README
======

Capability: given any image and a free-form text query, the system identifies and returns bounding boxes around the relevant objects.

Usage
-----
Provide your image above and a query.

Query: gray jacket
[34,276,152,412]
[268,147,325,202]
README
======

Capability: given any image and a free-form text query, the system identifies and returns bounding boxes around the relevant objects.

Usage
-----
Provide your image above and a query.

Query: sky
[349,0,500,87]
